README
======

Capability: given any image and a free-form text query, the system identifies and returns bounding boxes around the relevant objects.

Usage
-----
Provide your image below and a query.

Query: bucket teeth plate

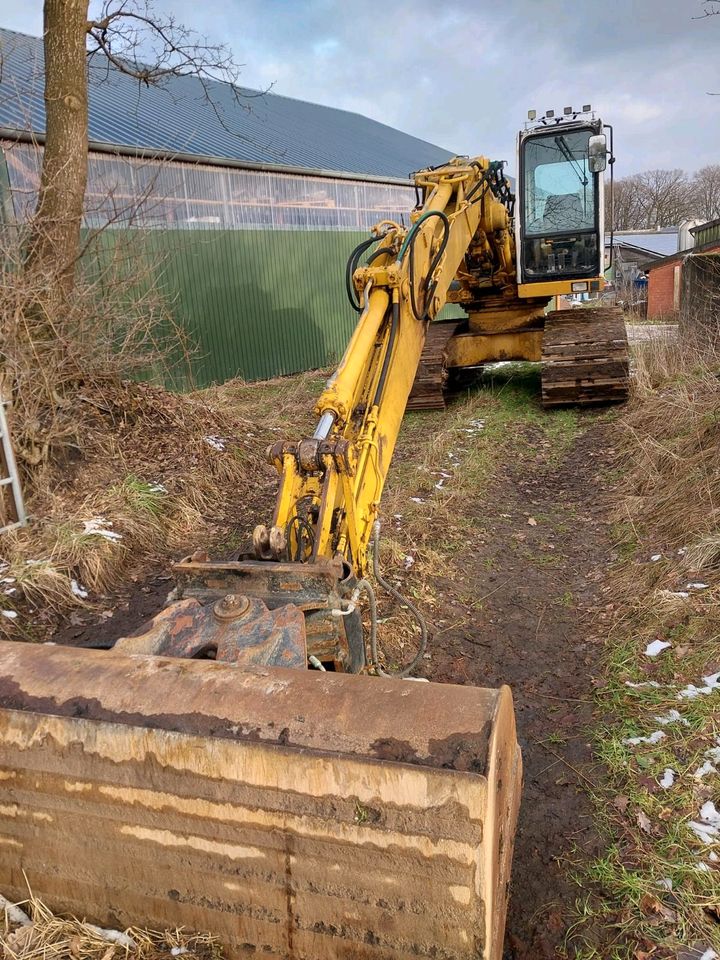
[0,639,521,960]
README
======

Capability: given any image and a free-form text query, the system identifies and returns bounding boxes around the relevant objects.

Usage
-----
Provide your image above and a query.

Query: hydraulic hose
[368,520,429,678]
[345,233,388,312]
[408,212,450,321]
[395,209,448,265]
[372,299,398,407]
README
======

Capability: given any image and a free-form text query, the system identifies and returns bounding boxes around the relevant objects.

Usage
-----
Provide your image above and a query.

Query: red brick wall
[647,259,679,320]
[648,242,720,320]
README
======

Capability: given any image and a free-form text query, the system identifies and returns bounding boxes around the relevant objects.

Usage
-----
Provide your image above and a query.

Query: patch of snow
[625,680,661,688]
[70,579,88,599]
[658,877,673,890]
[699,950,718,960]
[679,671,720,700]
[403,555,415,571]
[0,895,32,926]
[81,518,122,542]
[85,926,137,949]
[658,768,675,789]
[1,610,17,620]
[694,761,717,780]
[654,709,688,726]
[410,497,425,504]
[645,639,671,657]
[688,801,720,844]
[204,436,226,451]
[623,730,666,747]
[171,949,189,957]
[3,588,15,596]
[0,577,15,584]
[147,482,168,494]
[687,582,710,590]
[650,554,662,562]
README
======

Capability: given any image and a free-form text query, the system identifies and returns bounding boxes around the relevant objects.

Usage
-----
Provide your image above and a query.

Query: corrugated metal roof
[605,231,679,257]
[0,27,454,180]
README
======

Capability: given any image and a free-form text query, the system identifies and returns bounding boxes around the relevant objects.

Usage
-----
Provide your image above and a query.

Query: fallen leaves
[637,809,653,834]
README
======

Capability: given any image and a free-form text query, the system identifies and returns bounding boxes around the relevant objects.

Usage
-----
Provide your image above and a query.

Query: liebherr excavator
[0,112,628,960]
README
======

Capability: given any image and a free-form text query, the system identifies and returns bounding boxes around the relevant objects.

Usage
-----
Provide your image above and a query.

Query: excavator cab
[516,111,609,298]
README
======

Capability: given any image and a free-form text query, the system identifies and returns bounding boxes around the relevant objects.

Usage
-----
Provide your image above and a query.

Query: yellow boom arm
[252,157,516,576]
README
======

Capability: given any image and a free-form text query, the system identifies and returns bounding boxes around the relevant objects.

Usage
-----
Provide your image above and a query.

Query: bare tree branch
[27,0,261,290]
[693,1,720,17]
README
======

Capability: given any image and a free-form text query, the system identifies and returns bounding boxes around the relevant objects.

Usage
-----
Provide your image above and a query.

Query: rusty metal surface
[0,640,522,959]
[114,596,307,670]
[172,557,364,671]
[0,640,498,766]
[173,557,342,610]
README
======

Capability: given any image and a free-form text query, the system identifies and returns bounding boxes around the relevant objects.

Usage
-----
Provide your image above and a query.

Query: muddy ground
[51,381,621,959]
[421,412,619,958]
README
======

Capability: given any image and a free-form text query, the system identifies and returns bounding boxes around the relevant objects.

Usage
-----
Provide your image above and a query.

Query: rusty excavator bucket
[0,621,521,960]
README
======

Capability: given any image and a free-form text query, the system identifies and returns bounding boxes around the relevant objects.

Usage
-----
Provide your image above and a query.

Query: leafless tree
[634,169,693,229]
[609,166,720,231]
[608,170,690,230]
[690,165,720,222]
[27,0,249,293]
[606,174,646,231]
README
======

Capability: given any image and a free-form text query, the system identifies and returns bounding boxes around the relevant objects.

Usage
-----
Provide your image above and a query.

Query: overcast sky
[2,0,719,177]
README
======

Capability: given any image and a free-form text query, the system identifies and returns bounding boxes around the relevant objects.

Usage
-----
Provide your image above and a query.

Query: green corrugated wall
[151,228,366,385]
[0,142,464,390]
[89,227,464,390]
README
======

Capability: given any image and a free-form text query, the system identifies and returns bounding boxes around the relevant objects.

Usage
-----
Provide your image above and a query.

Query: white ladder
[0,401,27,534]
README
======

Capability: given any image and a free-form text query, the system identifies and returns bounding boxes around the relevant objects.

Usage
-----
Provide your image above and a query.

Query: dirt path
[421,412,619,958]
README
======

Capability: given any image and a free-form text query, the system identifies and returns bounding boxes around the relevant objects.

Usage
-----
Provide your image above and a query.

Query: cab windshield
[520,127,599,280]
[523,129,595,235]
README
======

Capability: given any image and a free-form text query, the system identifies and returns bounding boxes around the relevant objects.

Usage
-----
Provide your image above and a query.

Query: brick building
[646,218,720,320]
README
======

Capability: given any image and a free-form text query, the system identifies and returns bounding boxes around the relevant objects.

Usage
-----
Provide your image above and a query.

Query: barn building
[0,27,454,385]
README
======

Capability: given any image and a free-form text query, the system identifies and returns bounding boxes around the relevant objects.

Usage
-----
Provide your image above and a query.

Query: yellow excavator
[0,110,627,959]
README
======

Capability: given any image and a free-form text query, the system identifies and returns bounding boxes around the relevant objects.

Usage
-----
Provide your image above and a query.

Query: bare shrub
[0,214,270,635]
[0,222,193,477]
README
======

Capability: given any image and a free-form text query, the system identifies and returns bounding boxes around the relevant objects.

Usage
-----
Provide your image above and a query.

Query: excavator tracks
[406,320,462,410]
[541,307,630,408]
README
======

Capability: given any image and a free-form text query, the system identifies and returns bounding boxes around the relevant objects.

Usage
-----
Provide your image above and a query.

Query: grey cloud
[3,0,719,175]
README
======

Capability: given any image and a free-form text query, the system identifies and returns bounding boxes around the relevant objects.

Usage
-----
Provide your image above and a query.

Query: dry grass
[622,332,720,566]
[0,368,330,638]
[566,336,720,959]
[0,889,222,960]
